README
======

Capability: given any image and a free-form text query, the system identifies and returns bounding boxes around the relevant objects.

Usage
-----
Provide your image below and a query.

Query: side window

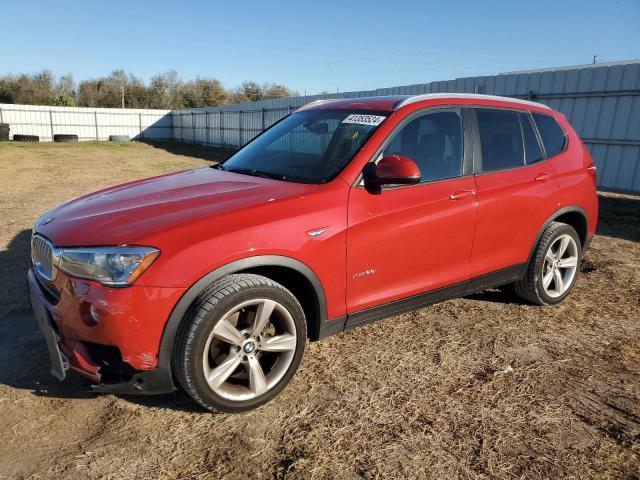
[383,110,463,183]
[476,109,524,172]
[520,113,544,164]
[532,113,566,158]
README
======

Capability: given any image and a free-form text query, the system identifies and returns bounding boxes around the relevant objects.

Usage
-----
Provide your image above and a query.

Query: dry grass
[0,141,638,479]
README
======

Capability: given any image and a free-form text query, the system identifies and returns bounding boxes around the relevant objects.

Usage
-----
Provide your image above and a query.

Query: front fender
[154,255,328,377]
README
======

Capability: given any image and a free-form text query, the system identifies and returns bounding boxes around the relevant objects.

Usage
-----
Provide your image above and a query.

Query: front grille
[32,234,55,281]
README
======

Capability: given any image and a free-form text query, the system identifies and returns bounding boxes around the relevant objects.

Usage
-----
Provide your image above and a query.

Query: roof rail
[394,93,550,110]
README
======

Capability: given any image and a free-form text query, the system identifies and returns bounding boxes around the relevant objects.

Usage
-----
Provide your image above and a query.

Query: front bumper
[27,268,184,394]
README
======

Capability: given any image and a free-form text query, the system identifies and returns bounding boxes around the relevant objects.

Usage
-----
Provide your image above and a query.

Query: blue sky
[1,0,639,94]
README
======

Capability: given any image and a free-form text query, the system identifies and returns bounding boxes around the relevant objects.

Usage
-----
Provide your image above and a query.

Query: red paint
[30,94,598,382]
[347,175,477,311]
[48,269,185,371]
[60,340,101,382]
[376,155,421,181]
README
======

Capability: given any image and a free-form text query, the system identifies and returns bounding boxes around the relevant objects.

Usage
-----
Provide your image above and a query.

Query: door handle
[535,173,552,182]
[449,189,476,201]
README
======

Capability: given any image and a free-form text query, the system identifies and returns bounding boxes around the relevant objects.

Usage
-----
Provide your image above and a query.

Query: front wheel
[514,221,582,305]
[174,274,307,412]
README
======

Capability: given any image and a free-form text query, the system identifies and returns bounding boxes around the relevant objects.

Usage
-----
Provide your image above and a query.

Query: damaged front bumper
[27,268,183,395]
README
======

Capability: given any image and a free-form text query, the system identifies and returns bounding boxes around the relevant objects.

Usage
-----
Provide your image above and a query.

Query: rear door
[346,108,477,315]
[469,108,560,280]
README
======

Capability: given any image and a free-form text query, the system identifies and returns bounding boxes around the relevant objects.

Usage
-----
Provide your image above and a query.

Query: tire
[108,135,130,142]
[13,134,39,142]
[53,134,78,143]
[174,273,307,412]
[514,221,582,306]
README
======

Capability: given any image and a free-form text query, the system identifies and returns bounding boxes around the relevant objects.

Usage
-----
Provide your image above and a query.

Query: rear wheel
[174,274,306,412]
[514,221,581,305]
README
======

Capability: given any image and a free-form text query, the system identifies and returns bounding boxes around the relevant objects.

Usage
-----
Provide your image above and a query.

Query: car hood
[35,167,312,246]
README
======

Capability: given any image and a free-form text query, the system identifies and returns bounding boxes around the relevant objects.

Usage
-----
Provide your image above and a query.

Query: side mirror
[362,155,421,194]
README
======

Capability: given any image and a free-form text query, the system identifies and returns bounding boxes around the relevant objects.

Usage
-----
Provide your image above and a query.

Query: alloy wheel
[202,299,297,402]
[542,234,579,298]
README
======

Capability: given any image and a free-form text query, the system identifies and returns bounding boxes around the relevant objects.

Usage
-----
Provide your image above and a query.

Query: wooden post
[94,111,99,140]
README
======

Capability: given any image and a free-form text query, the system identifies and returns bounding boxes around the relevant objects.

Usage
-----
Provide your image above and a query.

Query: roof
[299,93,550,113]
[500,58,640,75]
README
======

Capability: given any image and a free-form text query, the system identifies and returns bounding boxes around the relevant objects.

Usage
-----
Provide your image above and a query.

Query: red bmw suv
[29,94,598,412]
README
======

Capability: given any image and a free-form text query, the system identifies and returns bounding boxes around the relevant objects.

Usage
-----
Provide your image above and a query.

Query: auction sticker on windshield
[341,114,386,126]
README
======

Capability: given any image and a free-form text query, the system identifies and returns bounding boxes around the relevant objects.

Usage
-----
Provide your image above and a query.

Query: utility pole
[120,81,125,109]
[592,53,599,64]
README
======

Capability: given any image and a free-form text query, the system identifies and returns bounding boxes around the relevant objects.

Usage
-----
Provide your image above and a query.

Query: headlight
[58,246,160,286]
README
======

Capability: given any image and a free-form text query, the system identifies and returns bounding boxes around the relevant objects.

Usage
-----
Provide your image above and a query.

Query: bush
[53,94,76,107]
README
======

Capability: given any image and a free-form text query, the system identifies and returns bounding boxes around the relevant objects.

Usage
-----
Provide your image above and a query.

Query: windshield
[219,109,387,184]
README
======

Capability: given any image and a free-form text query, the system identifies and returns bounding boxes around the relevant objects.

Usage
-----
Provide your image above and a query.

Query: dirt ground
[0,141,638,479]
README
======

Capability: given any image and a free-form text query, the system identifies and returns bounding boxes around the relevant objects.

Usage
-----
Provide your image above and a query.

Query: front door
[345,108,477,316]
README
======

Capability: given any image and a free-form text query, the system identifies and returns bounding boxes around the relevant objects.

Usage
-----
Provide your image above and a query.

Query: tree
[149,70,183,109]
[228,81,298,104]
[1,70,299,109]
[263,83,297,99]
[181,78,230,108]
[55,73,75,97]
[53,94,76,106]
[240,81,264,102]
[0,70,57,105]
[77,70,146,108]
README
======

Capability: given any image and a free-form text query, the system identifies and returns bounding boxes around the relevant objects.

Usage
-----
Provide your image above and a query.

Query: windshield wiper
[220,166,286,181]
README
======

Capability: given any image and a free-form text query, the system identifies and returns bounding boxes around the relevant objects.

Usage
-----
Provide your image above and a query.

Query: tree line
[0,69,298,109]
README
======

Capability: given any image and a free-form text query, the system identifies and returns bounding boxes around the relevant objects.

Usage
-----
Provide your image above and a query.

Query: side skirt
[317,263,525,338]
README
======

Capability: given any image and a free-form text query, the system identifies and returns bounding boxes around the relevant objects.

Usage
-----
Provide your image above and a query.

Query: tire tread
[173,273,305,412]
[514,221,581,305]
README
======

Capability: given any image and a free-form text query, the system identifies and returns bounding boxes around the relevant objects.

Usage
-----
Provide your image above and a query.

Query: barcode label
[341,114,386,126]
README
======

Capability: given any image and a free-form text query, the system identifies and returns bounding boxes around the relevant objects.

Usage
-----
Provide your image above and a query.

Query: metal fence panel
[0,104,172,141]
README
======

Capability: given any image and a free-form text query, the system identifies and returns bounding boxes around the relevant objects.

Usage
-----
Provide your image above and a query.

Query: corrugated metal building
[174,59,640,194]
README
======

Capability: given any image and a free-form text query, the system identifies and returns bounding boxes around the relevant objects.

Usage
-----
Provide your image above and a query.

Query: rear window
[476,109,524,172]
[532,113,566,158]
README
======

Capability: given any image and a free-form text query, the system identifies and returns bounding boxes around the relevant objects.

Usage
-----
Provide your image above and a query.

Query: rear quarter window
[532,113,566,158]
